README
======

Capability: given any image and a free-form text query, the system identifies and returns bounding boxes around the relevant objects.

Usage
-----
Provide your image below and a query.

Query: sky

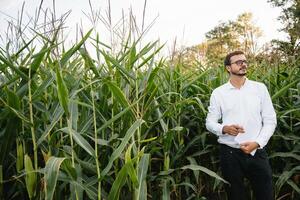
[0,0,287,52]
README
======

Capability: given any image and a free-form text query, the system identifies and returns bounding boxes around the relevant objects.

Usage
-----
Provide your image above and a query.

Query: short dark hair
[224,50,245,66]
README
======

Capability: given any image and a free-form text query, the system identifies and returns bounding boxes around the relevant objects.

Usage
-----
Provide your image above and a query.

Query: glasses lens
[234,60,247,66]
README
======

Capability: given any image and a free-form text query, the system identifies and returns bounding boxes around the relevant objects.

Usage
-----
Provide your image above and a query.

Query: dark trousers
[219,144,273,200]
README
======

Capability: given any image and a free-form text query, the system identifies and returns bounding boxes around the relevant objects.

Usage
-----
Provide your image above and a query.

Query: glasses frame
[230,60,248,66]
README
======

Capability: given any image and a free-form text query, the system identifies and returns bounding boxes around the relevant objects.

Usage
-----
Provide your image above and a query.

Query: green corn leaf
[32,71,55,99]
[30,44,49,73]
[175,182,197,193]
[101,119,144,178]
[127,45,137,69]
[272,79,299,100]
[125,143,133,163]
[124,144,139,188]
[0,89,22,164]
[187,157,199,184]
[162,179,170,200]
[79,48,100,78]
[108,163,129,200]
[193,97,207,115]
[144,84,158,112]
[13,38,35,58]
[105,80,135,118]
[100,49,136,81]
[105,80,131,108]
[61,159,78,180]
[24,155,37,199]
[140,137,158,143]
[181,164,229,184]
[275,166,300,195]
[5,87,20,110]
[37,104,64,146]
[136,41,158,61]
[182,69,210,91]
[61,128,95,157]
[69,179,97,199]
[69,100,79,131]
[287,179,300,194]
[0,97,30,124]
[126,160,139,188]
[269,152,300,161]
[55,64,69,117]
[16,140,24,173]
[136,154,150,200]
[60,29,92,67]
[146,62,161,90]
[153,99,168,133]
[44,157,67,200]
[137,44,164,69]
[96,100,138,133]
[273,134,300,141]
[0,53,29,80]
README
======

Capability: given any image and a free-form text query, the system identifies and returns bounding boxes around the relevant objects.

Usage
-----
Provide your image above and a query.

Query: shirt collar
[225,77,248,90]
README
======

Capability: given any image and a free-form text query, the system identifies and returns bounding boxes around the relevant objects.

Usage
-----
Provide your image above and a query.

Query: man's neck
[229,76,246,89]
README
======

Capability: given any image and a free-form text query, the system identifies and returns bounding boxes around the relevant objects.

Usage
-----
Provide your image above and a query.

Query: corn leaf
[101,119,144,178]
[61,128,95,157]
[24,155,37,199]
[44,157,67,200]
[136,153,150,200]
[55,65,69,117]
[108,163,129,200]
[60,29,92,67]
[181,164,228,184]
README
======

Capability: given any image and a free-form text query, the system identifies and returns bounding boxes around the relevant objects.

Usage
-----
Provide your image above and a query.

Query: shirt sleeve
[206,91,224,136]
[255,84,277,148]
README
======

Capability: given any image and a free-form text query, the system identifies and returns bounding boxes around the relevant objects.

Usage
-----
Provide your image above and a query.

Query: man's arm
[206,92,245,136]
[206,92,224,135]
[255,84,277,148]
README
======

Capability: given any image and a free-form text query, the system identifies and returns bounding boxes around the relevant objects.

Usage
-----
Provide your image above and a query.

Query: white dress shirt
[206,79,277,150]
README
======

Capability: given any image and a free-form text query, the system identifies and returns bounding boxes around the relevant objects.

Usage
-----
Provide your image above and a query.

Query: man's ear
[225,65,231,73]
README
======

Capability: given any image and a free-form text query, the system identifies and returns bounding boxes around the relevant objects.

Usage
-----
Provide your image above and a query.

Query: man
[205,51,277,200]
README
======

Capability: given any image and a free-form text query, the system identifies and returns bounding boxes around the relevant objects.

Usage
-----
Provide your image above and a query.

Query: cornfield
[0,5,299,200]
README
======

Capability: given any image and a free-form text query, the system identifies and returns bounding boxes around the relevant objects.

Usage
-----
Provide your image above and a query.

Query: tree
[268,0,300,58]
[169,12,264,68]
[235,13,262,56]
[204,12,262,65]
[205,21,241,65]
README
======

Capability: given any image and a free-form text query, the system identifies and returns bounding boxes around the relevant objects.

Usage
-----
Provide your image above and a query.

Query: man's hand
[222,124,245,136]
[240,142,259,154]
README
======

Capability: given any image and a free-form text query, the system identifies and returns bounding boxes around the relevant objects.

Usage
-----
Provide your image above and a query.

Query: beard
[231,71,246,76]
[231,67,247,76]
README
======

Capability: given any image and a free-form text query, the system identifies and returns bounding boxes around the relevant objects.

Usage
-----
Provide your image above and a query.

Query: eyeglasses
[230,60,248,66]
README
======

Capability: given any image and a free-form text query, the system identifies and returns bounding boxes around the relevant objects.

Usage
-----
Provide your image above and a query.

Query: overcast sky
[0,0,287,50]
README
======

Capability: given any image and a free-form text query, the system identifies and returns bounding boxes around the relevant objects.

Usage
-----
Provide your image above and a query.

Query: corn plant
[0,3,299,200]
